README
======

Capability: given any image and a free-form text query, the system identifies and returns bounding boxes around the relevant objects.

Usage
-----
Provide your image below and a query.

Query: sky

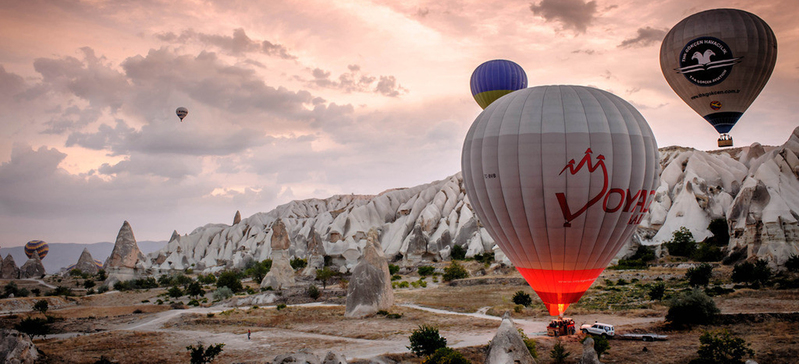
[1,0,797,247]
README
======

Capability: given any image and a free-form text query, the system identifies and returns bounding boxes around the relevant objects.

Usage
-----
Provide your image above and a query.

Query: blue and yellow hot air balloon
[470,60,527,109]
[24,240,49,260]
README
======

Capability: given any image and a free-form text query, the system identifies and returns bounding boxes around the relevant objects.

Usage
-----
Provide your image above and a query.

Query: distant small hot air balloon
[176,107,189,122]
[470,60,527,109]
[462,85,659,316]
[660,8,777,147]
[24,240,49,260]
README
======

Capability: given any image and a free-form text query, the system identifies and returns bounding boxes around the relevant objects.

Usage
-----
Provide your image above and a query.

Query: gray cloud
[156,28,296,59]
[618,27,667,48]
[41,105,103,135]
[529,0,598,33]
[98,152,202,179]
[0,65,25,101]
[305,65,407,97]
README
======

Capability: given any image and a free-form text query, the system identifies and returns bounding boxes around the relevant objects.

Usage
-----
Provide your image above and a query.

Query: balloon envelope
[24,240,49,260]
[176,107,189,121]
[461,85,659,316]
[470,60,527,109]
[660,9,777,139]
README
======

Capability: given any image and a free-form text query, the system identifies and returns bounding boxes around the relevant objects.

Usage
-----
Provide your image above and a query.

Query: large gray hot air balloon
[660,8,777,147]
[462,85,659,316]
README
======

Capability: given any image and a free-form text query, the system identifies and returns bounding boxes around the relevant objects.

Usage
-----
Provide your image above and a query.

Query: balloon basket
[717,134,733,147]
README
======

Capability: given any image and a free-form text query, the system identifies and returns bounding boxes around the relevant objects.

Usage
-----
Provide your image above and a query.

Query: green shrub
[212,287,233,301]
[198,274,217,284]
[418,266,435,276]
[785,255,799,272]
[616,278,629,286]
[49,286,74,297]
[473,252,494,265]
[408,324,447,357]
[666,289,719,327]
[692,243,724,262]
[188,299,200,307]
[549,340,570,364]
[97,285,109,294]
[216,271,243,292]
[391,274,401,281]
[186,343,225,364]
[389,264,400,275]
[399,281,410,288]
[15,317,50,339]
[168,286,184,298]
[582,335,610,359]
[308,285,321,300]
[83,279,96,289]
[664,227,697,257]
[686,263,714,287]
[187,281,205,298]
[512,291,533,307]
[732,259,772,285]
[290,258,307,270]
[450,245,466,260]
[315,267,336,289]
[422,347,470,364]
[648,282,666,300]
[690,329,753,364]
[276,304,287,311]
[33,299,49,315]
[518,329,538,359]
[443,261,468,282]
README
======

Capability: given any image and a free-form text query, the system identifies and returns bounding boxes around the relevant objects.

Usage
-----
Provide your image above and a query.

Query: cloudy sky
[1,0,797,247]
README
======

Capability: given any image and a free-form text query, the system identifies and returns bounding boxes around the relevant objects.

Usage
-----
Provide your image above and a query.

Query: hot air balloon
[462,85,659,316]
[24,240,49,260]
[470,59,527,109]
[660,8,777,147]
[176,107,189,122]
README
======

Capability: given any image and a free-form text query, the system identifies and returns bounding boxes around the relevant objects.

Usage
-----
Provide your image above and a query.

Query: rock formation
[345,228,394,318]
[272,349,347,364]
[580,337,602,364]
[1,255,20,279]
[234,210,241,225]
[0,329,39,364]
[302,228,326,276]
[261,219,296,290]
[73,248,100,275]
[485,312,536,364]
[19,253,45,278]
[104,221,147,285]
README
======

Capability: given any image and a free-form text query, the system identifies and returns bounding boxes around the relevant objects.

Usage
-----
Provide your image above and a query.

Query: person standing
[248,329,251,340]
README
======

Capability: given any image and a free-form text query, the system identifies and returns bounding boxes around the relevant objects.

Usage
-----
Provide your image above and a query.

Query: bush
[97,285,109,294]
[648,282,666,300]
[582,335,610,359]
[276,303,287,311]
[186,343,225,364]
[83,279,96,289]
[666,289,719,327]
[686,263,714,287]
[422,347,470,364]
[450,245,466,260]
[212,287,233,301]
[198,274,217,284]
[518,329,538,359]
[785,255,799,272]
[216,271,243,292]
[408,324,447,357]
[15,317,50,339]
[692,243,725,262]
[418,266,435,276]
[664,227,697,257]
[308,285,320,300]
[187,281,205,298]
[316,267,336,289]
[96,269,107,281]
[690,329,754,364]
[289,258,307,270]
[732,259,772,285]
[473,252,494,265]
[168,286,184,298]
[33,299,49,315]
[389,264,400,275]
[512,291,533,307]
[549,340,570,364]
[49,286,74,297]
[243,259,270,284]
[443,261,468,282]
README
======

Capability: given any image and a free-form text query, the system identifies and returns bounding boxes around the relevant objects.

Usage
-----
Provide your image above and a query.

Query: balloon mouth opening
[718,133,733,147]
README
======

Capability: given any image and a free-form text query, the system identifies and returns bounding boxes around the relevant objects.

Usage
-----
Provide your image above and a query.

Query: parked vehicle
[580,322,615,337]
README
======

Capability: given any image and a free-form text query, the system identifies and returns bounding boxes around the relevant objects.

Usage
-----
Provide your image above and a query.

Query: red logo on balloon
[556,148,608,227]
[710,100,722,110]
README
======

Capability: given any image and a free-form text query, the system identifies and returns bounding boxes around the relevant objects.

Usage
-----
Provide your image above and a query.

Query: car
[580,323,615,337]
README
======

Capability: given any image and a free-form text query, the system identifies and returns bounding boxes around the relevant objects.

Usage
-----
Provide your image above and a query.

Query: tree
[289,258,307,270]
[582,335,610,359]
[186,343,225,364]
[664,227,697,257]
[408,324,447,357]
[244,260,272,283]
[512,291,533,307]
[648,282,666,300]
[307,285,320,300]
[443,261,468,282]
[549,340,570,364]
[422,347,471,364]
[315,267,335,289]
[15,317,50,339]
[691,329,754,364]
[666,289,719,327]
[33,299,49,315]
[187,281,205,298]
[450,245,466,260]
[168,286,184,298]
[686,263,714,287]
[83,279,96,289]
[216,271,243,293]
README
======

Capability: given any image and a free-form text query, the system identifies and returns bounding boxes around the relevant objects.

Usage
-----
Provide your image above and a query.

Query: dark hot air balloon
[462,85,659,316]
[470,60,527,109]
[660,8,777,147]
[24,240,49,260]
[176,107,189,122]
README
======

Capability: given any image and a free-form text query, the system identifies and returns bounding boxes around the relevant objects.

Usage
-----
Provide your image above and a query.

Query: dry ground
[3,263,798,363]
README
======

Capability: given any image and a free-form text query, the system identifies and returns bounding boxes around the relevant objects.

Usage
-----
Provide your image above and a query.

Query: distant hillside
[0,241,166,274]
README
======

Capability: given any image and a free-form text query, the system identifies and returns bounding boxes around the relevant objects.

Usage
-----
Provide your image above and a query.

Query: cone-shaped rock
[485,312,536,364]
[303,228,326,276]
[19,253,45,278]
[0,329,39,363]
[104,221,147,284]
[261,219,295,289]
[345,228,394,318]
[233,210,242,225]
[74,248,100,275]
[169,230,180,243]
[580,337,603,364]
[1,255,20,279]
